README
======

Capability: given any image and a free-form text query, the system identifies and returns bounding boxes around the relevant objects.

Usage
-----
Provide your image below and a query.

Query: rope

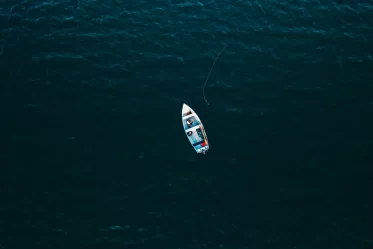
[202,44,227,105]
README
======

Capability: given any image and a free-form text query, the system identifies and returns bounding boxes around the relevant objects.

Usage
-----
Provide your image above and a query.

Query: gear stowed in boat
[181,103,209,154]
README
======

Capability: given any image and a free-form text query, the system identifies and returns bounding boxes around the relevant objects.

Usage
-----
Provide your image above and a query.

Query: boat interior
[182,115,200,130]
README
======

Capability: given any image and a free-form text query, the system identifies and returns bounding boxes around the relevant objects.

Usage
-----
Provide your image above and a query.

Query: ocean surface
[1,0,373,248]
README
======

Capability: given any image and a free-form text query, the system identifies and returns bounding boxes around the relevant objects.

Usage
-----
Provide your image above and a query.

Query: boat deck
[182,113,195,120]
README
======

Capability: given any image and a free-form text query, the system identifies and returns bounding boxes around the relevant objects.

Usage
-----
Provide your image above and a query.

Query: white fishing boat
[181,103,209,154]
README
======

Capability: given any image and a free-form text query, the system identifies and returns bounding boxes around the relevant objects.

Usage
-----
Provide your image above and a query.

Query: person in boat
[187,131,193,136]
[186,119,193,127]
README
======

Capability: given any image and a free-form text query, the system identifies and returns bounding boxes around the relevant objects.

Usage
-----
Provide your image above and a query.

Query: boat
[181,103,209,154]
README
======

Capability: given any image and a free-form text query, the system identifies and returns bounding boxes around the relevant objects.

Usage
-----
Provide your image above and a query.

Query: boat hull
[181,103,209,154]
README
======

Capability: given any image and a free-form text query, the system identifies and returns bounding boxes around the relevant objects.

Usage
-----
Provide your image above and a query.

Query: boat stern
[198,145,209,154]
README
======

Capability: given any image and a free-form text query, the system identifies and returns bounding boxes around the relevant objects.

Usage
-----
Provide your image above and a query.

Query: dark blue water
[1,0,373,248]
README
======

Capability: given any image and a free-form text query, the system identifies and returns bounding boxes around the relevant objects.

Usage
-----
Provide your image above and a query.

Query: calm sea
[1,0,373,248]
